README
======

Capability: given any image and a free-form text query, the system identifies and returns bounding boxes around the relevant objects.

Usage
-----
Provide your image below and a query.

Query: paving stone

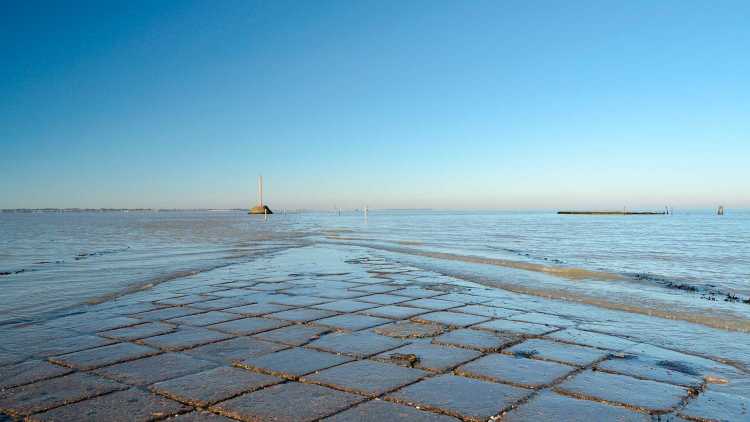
[270,308,338,323]
[359,294,411,305]
[432,293,490,304]
[501,390,650,422]
[253,324,331,346]
[473,319,557,336]
[712,378,750,400]
[373,321,446,338]
[157,294,220,306]
[305,360,428,396]
[316,280,362,290]
[141,327,233,351]
[100,322,177,340]
[0,360,73,389]
[313,300,378,313]
[190,297,255,310]
[50,342,159,370]
[308,331,406,357]
[31,334,118,357]
[168,311,243,327]
[390,287,445,299]
[624,343,743,381]
[505,338,609,366]
[184,337,287,364]
[210,382,365,422]
[679,391,749,421]
[63,316,144,333]
[270,295,332,307]
[0,372,126,416]
[249,281,295,291]
[453,304,521,319]
[510,312,577,327]
[351,284,403,294]
[556,370,689,412]
[388,374,530,422]
[208,289,257,298]
[433,329,517,352]
[216,281,257,288]
[375,342,481,372]
[323,399,459,421]
[109,302,166,315]
[548,329,637,350]
[222,303,294,316]
[27,388,190,422]
[134,306,205,321]
[402,298,462,311]
[166,411,237,421]
[413,311,490,328]
[597,355,704,387]
[93,352,217,385]
[457,353,575,388]
[206,317,290,336]
[237,347,352,378]
[316,314,391,331]
[151,366,281,406]
[312,289,370,300]
[362,305,430,320]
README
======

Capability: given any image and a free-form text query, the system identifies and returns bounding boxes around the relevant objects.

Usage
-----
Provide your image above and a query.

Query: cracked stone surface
[1,246,745,421]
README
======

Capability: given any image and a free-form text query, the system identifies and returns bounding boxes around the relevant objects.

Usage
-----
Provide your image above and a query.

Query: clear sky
[1,1,748,210]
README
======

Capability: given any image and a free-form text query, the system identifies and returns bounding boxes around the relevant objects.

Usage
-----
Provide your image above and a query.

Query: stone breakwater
[0,244,748,421]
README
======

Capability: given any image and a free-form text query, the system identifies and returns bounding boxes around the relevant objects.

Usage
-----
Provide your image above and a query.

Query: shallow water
[1,210,749,329]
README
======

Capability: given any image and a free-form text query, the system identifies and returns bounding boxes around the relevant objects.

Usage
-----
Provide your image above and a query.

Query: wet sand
[1,244,748,421]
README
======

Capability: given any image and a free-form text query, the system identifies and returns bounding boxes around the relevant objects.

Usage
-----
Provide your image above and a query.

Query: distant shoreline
[0,208,247,213]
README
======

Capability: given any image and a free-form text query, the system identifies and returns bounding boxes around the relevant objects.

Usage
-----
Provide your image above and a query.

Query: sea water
[1,209,749,330]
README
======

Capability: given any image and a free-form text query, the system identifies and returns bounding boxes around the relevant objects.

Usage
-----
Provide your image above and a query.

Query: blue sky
[1,1,748,210]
